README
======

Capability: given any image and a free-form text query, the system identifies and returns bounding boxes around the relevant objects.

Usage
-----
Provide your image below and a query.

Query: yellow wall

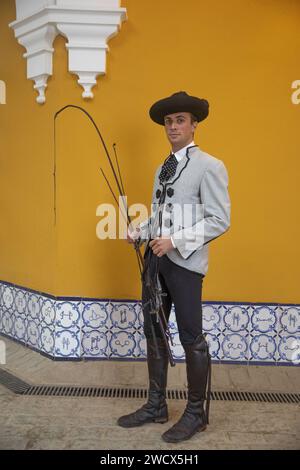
[0,0,299,303]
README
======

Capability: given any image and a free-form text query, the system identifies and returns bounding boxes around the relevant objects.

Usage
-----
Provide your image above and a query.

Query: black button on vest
[167,187,174,197]
[164,219,173,228]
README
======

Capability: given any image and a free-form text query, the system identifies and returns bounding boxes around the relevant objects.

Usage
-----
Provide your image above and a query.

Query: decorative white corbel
[56,7,126,99]
[9,0,127,104]
[16,24,57,104]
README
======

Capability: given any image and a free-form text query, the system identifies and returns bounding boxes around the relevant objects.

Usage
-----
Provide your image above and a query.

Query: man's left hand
[149,237,174,257]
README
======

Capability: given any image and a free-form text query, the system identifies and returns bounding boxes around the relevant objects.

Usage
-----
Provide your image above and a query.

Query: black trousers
[142,249,205,345]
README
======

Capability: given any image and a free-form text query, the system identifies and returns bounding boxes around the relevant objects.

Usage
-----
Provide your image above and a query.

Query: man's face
[164,112,197,150]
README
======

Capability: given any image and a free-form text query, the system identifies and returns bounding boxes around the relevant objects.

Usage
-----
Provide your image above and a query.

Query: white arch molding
[9,0,127,104]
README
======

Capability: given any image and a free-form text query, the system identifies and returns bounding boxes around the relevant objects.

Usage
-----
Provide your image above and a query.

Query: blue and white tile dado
[0,280,299,365]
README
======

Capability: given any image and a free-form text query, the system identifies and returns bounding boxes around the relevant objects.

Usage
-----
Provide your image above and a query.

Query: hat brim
[149,93,209,125]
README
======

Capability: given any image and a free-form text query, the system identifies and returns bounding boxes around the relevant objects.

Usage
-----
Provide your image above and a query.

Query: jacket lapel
[166,145,198,185]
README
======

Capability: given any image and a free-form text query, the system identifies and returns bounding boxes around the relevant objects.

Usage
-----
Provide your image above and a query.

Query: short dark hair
[190,113,198,123]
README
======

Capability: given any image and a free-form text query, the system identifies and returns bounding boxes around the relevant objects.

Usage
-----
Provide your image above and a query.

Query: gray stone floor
[0,336,299,450]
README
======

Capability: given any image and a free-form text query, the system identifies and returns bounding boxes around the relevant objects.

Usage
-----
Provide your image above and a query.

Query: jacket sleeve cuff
[172,222,205,259]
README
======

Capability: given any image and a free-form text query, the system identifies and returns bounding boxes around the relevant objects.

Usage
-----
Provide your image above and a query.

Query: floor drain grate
[0,368,299,404]
[0,368,31,394]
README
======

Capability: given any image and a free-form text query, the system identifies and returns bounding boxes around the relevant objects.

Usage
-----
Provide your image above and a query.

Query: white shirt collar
[172,141,195,162]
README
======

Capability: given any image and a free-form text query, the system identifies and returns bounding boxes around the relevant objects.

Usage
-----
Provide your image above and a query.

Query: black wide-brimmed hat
[149,91,209,125]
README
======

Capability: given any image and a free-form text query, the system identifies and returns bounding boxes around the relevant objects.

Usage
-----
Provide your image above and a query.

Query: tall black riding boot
[162,334,211,443]
[117,337,169,428]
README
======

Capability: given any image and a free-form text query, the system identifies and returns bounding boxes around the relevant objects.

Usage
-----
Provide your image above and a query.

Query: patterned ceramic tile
[221,331,249,361]
[40,297,56,327]
[222,304,250,334]
[206,331,222,361]
[26,318,41,349]
[81,329,110,358]
[40,325,55,356]
[0,282,3,310]
[278,305,300,335]
[55,300,81,330]
[1,309,14,337]
[82,301,110,331]
[40,297,56,356]
[0,280,299,365]
[13,312,28,342]
[250,305,277,334]
[110,302,137,331]
[110,330,137,359]
[27,291,42,321]
[203,304,223,334]
[277,333,300,365]
[2,284,14,311]
[249,332,277,363]
[14,287,27,316]
[54,328,81,358]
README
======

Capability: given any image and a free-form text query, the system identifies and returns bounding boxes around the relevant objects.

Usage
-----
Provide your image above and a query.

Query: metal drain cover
[0,368,299,404]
